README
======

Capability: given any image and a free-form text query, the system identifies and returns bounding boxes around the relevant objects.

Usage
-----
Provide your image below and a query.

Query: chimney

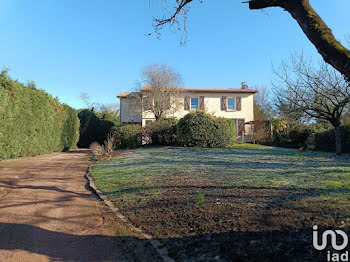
[241,82,248,89]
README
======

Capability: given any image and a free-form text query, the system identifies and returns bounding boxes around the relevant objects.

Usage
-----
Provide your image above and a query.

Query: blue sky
[0,0,349,109]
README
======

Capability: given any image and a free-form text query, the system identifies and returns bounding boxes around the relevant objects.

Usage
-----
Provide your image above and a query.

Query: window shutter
[199,96,204,110]
[145,120,153,126]
[236,97,241,111]
[184,96,190,110]
[221,96,227,111]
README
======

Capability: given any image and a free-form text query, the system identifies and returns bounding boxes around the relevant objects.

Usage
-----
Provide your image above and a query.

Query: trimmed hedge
[77,110,115,148]
[315,125,350,153]
[0,70,79,160]
[113,124,141,149]
[177,111,236,148]
[143,118,178,146]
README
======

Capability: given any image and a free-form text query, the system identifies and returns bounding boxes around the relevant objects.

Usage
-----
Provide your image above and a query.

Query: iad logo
[313,225,349,261]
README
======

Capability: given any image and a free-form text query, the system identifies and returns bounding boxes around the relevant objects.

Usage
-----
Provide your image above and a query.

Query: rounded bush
[143,118,178,146]
[113,124,141,149]
[177,111,236,148]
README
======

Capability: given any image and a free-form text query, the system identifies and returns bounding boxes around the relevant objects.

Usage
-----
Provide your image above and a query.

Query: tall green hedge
[315,125,350,153]
[177,111,236,148]
[0,70,80,160]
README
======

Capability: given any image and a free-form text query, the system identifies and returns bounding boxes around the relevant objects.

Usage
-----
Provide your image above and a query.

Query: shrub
[143,118,178,146]
[0,70,79,160]
[103,132,115,155]
[277,124,311,147]
[89,133,116,159]
[77,110,115,148]
[250,122,271,144]
[89,142,104,157]
[315,125,350,153]
[177,111,236,148]
[288,124,311,145]
[114,124,141,149]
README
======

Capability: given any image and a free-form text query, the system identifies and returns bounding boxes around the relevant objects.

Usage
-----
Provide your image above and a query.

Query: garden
[91,145,350,261]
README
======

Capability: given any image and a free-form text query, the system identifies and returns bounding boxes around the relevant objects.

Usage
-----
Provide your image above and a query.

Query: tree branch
[248,0,285,10]
[249,0,350,79]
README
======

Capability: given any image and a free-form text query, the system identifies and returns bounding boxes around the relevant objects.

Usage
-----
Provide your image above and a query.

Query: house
[117,82,257,141]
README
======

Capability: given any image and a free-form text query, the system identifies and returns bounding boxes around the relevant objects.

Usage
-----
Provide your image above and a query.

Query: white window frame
[190,97,199,110]
[226,97,236,111]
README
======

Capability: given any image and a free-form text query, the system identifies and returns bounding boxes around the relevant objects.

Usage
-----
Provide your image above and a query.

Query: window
[227,97,236,111]
[191,97,199,110]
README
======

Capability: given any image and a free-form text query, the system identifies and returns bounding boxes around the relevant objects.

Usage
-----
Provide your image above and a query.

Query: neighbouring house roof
[140,86,257,94]
[117,91,140,98]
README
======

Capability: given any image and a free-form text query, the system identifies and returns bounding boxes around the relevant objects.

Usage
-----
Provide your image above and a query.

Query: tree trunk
[249,0,350,80]
[334,126,342,155]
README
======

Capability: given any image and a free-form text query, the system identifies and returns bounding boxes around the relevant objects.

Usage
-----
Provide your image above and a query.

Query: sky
[0,0,349,109]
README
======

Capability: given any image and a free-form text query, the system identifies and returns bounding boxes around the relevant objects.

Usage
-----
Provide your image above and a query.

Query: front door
[233,118,245,137]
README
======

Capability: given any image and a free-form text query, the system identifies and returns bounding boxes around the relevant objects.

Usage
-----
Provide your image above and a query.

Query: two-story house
[117,82,257,141]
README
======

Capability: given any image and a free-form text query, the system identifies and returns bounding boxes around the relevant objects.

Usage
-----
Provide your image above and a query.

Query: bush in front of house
[315,124,350,153]
[143,118,178,146]
[113,124,141,149]
[177,111,236,148]
[0,69,79,160]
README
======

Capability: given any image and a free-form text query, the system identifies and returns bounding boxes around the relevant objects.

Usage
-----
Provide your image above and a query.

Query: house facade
[117,83,257,141]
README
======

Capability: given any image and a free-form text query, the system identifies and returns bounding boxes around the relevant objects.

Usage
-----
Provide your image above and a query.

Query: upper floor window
[227,97,236,111]
[191,97,199,110]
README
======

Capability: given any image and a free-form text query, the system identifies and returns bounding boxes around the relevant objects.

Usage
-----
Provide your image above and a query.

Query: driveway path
[0,150,132,261]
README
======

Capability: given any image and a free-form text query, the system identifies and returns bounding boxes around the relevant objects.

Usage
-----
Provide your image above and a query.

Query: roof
[117,91,140,98]
[140,86,257,94]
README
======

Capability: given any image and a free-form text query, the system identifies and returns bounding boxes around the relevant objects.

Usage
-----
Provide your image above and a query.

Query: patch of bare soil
[119,176,350,261]
[0,150,160,262]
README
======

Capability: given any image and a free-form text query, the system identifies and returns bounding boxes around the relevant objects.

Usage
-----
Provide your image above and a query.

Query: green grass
[91,145,350,212]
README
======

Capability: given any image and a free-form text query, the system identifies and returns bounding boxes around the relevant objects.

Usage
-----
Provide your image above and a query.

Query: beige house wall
[120,97,141,123]
[120,92,255,141]
[141,92,254,133]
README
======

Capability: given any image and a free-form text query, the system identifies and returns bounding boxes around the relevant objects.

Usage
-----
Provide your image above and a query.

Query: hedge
[177,111,236,148]
[0,70,80,160]
[315,125,350,153]
[77,110,115,148]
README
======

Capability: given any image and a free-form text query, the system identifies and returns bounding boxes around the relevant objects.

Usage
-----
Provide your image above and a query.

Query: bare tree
[273,54,350,155]
[274,88,308,124]
[138,64,184,120]
[253,85,272,120]
[151,0,350,80]
[80,92,94,109]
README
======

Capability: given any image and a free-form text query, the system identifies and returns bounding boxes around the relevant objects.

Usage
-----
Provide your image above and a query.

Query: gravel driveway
[0,150,133,262]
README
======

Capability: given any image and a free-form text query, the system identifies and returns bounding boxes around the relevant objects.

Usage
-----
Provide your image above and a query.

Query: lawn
[91,145,350,261]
